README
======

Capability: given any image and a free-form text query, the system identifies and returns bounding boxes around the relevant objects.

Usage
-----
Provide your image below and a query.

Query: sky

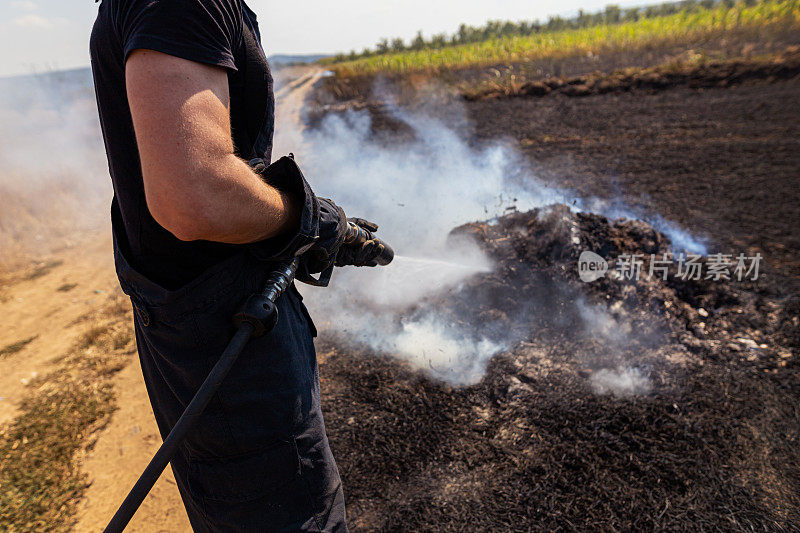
[0,0,670,77]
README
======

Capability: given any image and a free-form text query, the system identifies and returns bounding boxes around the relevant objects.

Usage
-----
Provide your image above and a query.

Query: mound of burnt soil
[319,205,799,531]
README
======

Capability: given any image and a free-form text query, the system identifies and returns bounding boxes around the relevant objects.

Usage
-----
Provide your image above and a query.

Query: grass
[0,364,116,532]
[461,46,800,99]
[79,325,109,349]
[110,329,132,350]
[0,336,38,358]
[0,302,133,531]
[324,0,800,77]
[24,260,63,281]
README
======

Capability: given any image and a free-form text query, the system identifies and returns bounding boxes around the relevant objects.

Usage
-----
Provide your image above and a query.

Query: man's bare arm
[126,49,298,243]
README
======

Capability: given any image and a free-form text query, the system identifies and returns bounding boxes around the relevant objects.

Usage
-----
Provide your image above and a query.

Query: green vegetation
[322,0,800,76]
[0,336,38,358]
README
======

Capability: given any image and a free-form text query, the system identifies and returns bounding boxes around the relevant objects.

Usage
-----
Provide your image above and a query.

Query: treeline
[326,0,762,62]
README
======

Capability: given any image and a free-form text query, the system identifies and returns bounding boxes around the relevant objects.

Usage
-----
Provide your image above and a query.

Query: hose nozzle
[343,221,395,266]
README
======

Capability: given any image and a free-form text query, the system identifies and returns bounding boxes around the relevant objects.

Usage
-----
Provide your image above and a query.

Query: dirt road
[0,239,117,429]
[0,227,192,530]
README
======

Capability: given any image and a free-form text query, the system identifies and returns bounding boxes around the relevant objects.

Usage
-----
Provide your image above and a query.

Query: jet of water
[392,254,492,273]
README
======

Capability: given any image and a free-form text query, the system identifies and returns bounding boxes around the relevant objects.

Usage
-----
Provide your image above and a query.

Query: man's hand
[298,197,348,276]
[335,218,386,267]
[126,49,298,243]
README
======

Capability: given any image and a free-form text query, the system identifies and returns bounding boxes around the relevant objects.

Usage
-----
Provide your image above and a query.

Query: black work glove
[246,155,347,287]
[335,218,386,267]
[297,197,348,284]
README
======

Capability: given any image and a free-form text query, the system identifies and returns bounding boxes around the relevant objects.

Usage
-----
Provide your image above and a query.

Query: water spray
[104,221,394,532]
[393,254,492,272]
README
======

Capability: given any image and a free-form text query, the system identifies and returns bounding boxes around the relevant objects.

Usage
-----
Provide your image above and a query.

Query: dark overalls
[113,214,347,531]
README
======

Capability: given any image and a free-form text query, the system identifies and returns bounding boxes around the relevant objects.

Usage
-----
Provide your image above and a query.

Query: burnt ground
[468,77,800,286]
[329,70,800,286]
[319,207,799,532]
[303,61,800,531]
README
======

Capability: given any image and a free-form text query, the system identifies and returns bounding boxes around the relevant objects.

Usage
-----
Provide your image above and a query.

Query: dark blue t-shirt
[90,0,275,289]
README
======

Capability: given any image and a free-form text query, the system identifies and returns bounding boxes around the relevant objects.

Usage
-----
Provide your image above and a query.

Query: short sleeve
[119,0,241,71]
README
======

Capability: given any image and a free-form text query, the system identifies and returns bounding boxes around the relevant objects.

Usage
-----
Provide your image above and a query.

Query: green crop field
[322,0,800,77]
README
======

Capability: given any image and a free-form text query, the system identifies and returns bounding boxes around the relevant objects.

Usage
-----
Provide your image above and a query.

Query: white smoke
[577,299,633,346]
[301,108,565,254]
[577,299,653,395]
[273,76,707,387]
[393,317,504,386]
[291,104,566,385]
[0,69,104,177]
[590,367,652,397]
[0,68,110,267]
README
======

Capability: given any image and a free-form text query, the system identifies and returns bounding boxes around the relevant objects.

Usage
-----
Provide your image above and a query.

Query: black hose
[104,258,298,532]
[104,323,254,533]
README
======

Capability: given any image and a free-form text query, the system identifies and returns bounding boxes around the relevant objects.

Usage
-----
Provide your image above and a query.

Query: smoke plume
[0,67,702,391]
[291,105,556,385]
[590,367,652,397]
[0,68,110,269]
[279,79,701,388]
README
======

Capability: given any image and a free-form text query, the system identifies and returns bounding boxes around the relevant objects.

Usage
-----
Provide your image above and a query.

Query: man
[90,0,380,530]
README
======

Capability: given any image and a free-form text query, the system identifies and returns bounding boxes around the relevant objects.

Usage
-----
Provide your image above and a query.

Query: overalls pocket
[187,438,320,530]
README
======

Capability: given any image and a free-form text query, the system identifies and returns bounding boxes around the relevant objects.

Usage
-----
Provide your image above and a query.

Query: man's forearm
[146,153,300,243]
